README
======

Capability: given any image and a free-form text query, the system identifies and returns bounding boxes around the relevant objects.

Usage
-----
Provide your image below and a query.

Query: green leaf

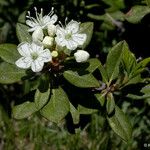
[126,93,150,100]
[121,41,137,75]
[102,0,125,11]
[78,104,98,114]
[0,44,20,64]
[0,62,26,84]
[16,23,32,43]
[34,74,50,110]
[79,22,94,49]
[125,5,150,24]
[95,93,106,106]
[98,62,108,84]
[40,87,70,123]
[34,88,50,110]
[63,70,100,88]
[13,102,37,119]
[107,106,132,142]
[86,58,102,73]
[106,41,124,83]
[18,11,27,24]
[134,57,150,72]
[141,84,150,94]
[70,103,80,124]
[86,58,108,83]
[146,0,150,7]
[106,93,115,115]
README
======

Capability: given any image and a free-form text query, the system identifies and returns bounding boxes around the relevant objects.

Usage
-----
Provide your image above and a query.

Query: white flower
[26,7,58,32]
[55,20,87,50]
[32,27,44,43]
[15,42,52,72]
[47,24,56,37]
[74,50,90,63]
[42,36,54,48]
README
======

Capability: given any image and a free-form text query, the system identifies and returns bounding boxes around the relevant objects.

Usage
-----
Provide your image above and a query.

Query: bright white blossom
[15,42,52,72]
[74,50,90,63]
[32,27,44,43]
[26,7,58,32]
[47,24,56,37]
[55,20,87,50]
[42,36,54,48]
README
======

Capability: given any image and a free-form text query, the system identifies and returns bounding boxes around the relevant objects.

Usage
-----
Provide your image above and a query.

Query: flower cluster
[16,7,90,72]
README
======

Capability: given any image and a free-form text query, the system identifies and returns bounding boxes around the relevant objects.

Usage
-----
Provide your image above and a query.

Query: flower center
[31,52,38,60]
[65,33,72,40]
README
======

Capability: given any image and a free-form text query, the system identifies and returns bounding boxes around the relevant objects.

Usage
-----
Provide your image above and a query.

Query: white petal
[17,42,31,57]
[26,20,37,28]
[15,57,32,69]
[39,49,52,62]
[43,16,51,24]
[31,42,43,53]
[49,14,58,24]
[31,60,44,72]
[72,33,87,46]
[55,37,66,47]
[28,26,40,32]
[66,40,78,50]
[66,20,79,34]
[56,25,66,37]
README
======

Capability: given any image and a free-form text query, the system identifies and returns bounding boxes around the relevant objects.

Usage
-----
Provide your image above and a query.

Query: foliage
[0,0,150,149]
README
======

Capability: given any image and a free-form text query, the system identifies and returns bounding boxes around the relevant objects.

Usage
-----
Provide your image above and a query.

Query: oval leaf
[86,58,102,73]
[78,104,98,115]
[95,93,106,106]
[16,23,32,43]
[13,102,37,119]
[0,62,26,84]
[70,102,80,124]
[107,106,132,142]
[106,41,124,83]
[125,5,150,24]
[79,22,94,49]
[40,87,70,123]
[106,93,115,115]
[63,70,100,88]
[0,44,20,64]
[34,88,50,110]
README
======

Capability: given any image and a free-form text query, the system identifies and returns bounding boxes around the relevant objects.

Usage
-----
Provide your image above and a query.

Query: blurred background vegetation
[0,0,150,149]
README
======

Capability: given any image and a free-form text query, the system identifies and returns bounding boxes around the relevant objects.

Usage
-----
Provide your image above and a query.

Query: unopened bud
[42,36,54,48]
[74,50,90,63]
[47,24,56,37]
[32,27,44,43]
[51,51,58,58]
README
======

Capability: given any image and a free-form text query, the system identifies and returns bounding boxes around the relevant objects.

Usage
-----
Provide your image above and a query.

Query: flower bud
[74,50,90,63]
[51,51,58,58]
[32,27,44,43]
[42,36,54,48]
[47,24,56,37]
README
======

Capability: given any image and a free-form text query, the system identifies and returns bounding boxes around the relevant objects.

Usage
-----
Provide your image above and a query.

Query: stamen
[34,7,41,24]
[34,7,37,11]
[65,17,68,26]
[47,7,54,16]
[41,8,43,16]
[59,21,64,28]
[27,11,30,16]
